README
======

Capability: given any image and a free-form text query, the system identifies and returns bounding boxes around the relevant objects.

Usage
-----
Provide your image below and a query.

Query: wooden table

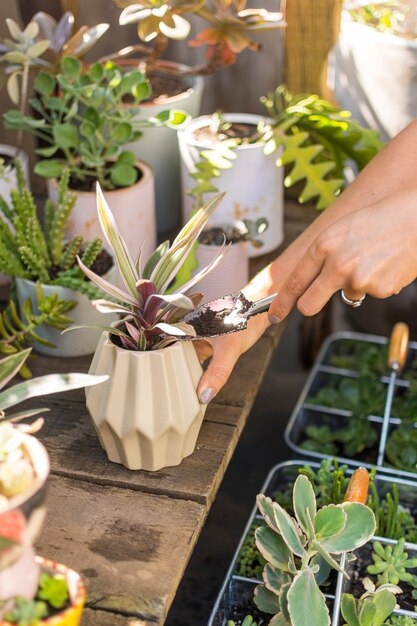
[30,200,316,626]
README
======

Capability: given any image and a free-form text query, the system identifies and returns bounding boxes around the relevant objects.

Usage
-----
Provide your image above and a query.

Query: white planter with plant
[179,113,284,257]
[3,56,186,266]
[67,186,226,471]
[0,166,117,357]
[331,5,417,140]
[0,145,30,204]
[0,348,105,624]
[112,0,285,233]
[180,87,384,256]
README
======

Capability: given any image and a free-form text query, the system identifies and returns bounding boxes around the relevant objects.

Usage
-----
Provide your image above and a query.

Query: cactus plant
[254,473,376,626]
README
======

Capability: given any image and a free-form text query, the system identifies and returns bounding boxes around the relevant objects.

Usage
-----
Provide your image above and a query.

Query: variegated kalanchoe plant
[71,185,226,350]
[254,474,376,626]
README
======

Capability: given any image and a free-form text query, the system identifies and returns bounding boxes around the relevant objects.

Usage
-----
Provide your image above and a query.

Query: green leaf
[117,151,136,166]
[369,589,397,625]
[37,572,69,609]
[35,145,59,158]
[167,110,189,127]
[261,498,306,558]
[341,594,360,626]
[254,584,280,614]
[80,121,95,138]
[255,526,293,572]
[27,40,50,58]
[132,80,151,101]
[61,55,82,78]
[34,159,65,179]
[89,62,105,83]
[263,563,291,594]
[7,73,20,105]
[287,568,330,626]
[315,505,346,541]
[293,475,317,536]
[53,123,78,149]
[110,164,137,188]
[114,122,133,144]
[0,373,108,411]
[84,106,101,128]
[320,503,376,554]
[0,349,31,391]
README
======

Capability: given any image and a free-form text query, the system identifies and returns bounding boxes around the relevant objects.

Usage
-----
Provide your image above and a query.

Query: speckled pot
[85,334,206,471]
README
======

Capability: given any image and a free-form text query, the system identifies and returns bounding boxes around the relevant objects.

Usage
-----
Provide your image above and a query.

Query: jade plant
[253,470,376,626]
[66,185,226,350]
[3,55,187,190]
[341,578,400,626]
[112,0,285,75]
[0,163,104,299]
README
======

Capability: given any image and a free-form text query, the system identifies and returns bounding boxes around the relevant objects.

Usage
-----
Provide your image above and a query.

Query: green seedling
[341,577,401,626]
[367,538,417,589]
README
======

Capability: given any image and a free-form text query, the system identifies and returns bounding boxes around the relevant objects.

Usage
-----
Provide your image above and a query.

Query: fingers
[197,338,242,404]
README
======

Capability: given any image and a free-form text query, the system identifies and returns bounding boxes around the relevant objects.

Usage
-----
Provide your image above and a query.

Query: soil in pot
[193,122,263,148]
[199,226,246,246]
[186,295,251,337]
[124,69,190,104]
[0,154,14,168]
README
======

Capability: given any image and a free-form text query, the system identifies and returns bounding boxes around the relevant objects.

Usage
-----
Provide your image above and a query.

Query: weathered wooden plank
[36,396,242,505]
[36,476,205,625]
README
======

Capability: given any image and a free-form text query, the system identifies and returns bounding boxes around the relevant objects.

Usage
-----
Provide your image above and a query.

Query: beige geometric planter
[46,159,156,267]
[85,334,206,471]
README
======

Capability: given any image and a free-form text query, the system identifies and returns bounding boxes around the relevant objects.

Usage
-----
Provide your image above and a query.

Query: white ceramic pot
[85,335,206,471]
[179,114,284,257]
[0,433,49,601]
[0,145,30,287]
[47,160,156,268]
[0,144,30,204]
[196,241,249,304]
[125,62,204,234]
[15,275,118,357]
[330,15,417,140]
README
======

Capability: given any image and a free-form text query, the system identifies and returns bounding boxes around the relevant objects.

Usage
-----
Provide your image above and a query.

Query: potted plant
[331,2,417,141]
[106,0,286,233]
[179,86,383,255]
[66,184,226,470]
[0,164,117,357]
[0,348,106,625]
[195,219,268,303]
[3,55,186,266]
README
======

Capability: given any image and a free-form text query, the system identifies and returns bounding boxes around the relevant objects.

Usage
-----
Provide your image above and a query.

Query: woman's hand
[268,190,417,323]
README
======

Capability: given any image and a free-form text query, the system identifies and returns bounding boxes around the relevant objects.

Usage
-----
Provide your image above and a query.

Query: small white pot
[331,15,417,140]
[0,433,49,601]
[179,114,284,257]
[0,144,30,204]
[124,62,204,234]
[0,145,30,287]
[15,275,118,357]
[196,241,249,304]
[47,160,156,267]
[85,335,206,471]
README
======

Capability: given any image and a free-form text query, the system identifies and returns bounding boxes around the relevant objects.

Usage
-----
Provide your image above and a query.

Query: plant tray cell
[209,460,417,626]
[285,331,417,480]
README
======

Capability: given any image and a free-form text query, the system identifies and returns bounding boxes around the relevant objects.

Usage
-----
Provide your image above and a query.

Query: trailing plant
[3,56,187,190]
[341,577,400,626]
[0,285,76,376]
[328,340,389,376]
[367,538,417,591]
[386,426,417,472]
[112,0,285,76]
[254,469,376,626]
[66,185,226,351]
[0,162,104,300]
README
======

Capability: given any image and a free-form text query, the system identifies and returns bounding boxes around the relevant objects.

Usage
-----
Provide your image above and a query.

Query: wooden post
[283,0,343,97]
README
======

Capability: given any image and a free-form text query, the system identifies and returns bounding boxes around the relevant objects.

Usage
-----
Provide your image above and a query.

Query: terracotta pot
[46,160,156,268]
[15,273,118,357]
[0,557,85,626]
[123,61,204,234]
[196,240,249,304]
[0,434,49,601]
[179,113,284,257]
[85,334,206,471]
[331,14,417,140]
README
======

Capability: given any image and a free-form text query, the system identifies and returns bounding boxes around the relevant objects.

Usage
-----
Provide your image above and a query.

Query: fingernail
[268,314,281,325]
[200,387,216,404]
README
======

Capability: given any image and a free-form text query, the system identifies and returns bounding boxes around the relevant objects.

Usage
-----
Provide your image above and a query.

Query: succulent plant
[67,185,226,350]
[254,471,376,626]
[113,0,285,75]
[367,538,417,587]
[341,577,401,626]
[0,162,104,300]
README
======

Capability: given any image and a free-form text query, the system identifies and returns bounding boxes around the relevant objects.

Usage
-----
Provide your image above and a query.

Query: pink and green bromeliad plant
[67,184,227,351]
